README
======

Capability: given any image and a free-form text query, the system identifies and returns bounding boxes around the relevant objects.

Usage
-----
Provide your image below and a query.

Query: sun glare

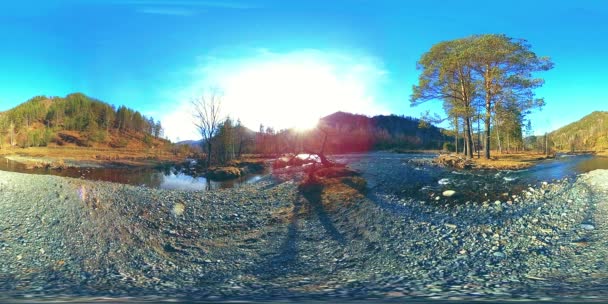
[170,50,388,140]
[293,117,319,132]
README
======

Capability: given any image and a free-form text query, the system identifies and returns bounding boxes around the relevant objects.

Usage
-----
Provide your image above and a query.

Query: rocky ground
[1,163,608,302]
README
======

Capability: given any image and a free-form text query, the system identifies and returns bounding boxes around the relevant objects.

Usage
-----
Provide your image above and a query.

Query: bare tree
[192,88,223,167]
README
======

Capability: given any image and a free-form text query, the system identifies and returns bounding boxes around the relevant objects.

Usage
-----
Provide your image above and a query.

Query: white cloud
[161,49,390,142]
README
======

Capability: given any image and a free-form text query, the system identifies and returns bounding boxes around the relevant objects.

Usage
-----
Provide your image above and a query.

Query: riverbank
[596,150,608,157]
[0,146,182,168]
[1,161,608,301]
[435,152,555,170]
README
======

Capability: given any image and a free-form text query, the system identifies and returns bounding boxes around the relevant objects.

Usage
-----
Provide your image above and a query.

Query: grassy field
[0,145,183,167]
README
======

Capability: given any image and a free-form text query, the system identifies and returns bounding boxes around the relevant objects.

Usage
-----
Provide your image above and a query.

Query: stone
[172,202,186,216]
[580,224,595,230]
[442,190,456,197]
[493,252,505,258]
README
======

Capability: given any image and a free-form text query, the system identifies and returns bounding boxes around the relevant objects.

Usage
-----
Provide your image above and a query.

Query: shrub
[443,142,455,152]
[89,130,107,143]
[111,138,128,148]
[143,134,153,147]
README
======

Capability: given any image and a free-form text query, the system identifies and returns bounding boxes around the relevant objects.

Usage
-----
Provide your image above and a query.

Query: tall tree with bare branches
[192,88,223,167]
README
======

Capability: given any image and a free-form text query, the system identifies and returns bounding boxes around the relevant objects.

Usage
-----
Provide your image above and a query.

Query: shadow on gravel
[301,189,346,245]
[248,184,346,280]
[248,199,302,280]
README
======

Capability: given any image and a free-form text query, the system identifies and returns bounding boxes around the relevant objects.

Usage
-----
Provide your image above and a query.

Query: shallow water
[335,152,608,202]
[0,157,265,191]
[1,153,607,195]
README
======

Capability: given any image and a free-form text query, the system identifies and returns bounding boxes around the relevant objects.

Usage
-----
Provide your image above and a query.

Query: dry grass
[470,151,555,170]
[0,145,181,167]
[298,166,367,214]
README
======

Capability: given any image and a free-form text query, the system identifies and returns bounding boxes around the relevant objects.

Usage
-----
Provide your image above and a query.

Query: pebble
[172,202,186,216]
[493,252,505,258]
[2,158,608,300]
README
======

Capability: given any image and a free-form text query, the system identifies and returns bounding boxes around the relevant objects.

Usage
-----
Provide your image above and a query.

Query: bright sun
[293,117,319,131]
[220,60,334,132]
[163,50,388,141]
[179,50,387,139]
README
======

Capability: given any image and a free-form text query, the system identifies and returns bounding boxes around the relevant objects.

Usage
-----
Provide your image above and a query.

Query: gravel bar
[1,167,608,302]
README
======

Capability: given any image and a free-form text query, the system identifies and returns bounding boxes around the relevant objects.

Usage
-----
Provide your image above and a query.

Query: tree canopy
[411,34,553,158]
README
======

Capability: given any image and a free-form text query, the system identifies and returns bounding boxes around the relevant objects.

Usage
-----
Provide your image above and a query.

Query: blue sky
[0,0,607,141]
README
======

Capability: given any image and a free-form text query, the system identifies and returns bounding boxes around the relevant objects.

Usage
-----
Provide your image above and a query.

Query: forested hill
[0,93,168,149]
[549,111,608,152]
[320,111,449,152]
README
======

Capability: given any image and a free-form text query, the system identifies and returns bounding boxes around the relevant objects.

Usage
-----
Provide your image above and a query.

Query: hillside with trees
[194,110,450,166]
[318,112,448,152]
[0,93,168,150]
[548,111,608,153]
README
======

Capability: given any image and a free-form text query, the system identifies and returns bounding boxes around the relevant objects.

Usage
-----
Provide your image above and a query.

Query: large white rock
[442,190,456,197]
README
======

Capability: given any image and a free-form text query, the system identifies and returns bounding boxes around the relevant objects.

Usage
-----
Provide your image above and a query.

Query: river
[1,153,607,197]
[336,152,608,202]
[0,157,265,191]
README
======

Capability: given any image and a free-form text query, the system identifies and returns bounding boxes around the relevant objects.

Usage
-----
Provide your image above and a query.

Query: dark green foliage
[111,138,129,148]
[89,130,108,143]
[321,112,448,152]
[443,142,455,152]
[143,134,153,147]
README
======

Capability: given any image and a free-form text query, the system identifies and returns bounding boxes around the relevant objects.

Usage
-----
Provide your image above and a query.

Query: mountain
[549,111,608,152]
[0,93,169,150]
[319,111,449,152]
[176,139,202,148]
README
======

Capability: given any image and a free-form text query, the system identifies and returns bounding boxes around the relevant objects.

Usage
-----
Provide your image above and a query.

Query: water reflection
[0,157,265,191]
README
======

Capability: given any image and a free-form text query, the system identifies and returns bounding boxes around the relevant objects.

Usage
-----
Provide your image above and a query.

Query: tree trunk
[484,113,492,158]
[464,117,474,159]
[484,68,492,159]
[463,120,468,156]
[454,117,459,154]
[206,142,212,168]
